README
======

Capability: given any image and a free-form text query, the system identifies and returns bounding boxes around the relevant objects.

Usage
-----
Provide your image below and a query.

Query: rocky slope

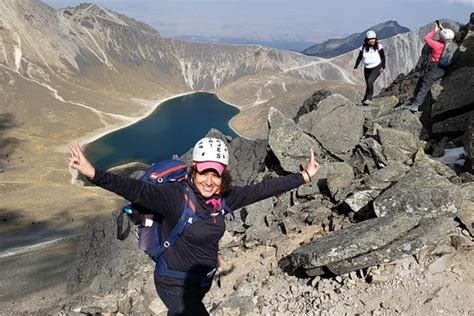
[303,20,410,58]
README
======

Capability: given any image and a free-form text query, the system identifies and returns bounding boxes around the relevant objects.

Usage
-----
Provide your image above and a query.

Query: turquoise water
[85,92,239,171]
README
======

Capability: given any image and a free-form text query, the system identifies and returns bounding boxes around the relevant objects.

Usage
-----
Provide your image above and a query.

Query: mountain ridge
[303,20,410,58]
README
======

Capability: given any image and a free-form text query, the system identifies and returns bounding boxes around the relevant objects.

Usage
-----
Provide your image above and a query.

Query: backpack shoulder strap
[221,198,235,219]
[151,182,199,259]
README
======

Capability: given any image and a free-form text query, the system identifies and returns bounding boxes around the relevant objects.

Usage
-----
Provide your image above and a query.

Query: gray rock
[431,67,474,118]
[305,205,332,226]
[428,253,455,274]
[364,161,411,190]
[225,209,246,234]
[268,107,320,173]
[326,216,456,275]
[326,162,354,202]
[358,137,388,168]
[243,197,276,246]
[297,181,320,196]
[432,112,471,135]
[364,96,399,119]
[299,94,364,160]
[344,190,381,213]
[288,212,421,269]
[371,110,423,138]
[67,217,151,295]
[243,196,275,227]
[282,216,303,234]
[373,161,460,218]
[80,306,103,314]
[118,296,132,314]
[377,127,423,164]
[457,183,474,236]
[215,295,255,315]
[465,111,474,172]
[294,89,332,122]
[143,275,168,315]
[227,137,268,186]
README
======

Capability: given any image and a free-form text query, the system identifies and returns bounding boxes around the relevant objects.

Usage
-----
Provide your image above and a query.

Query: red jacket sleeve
[424,30,444,62]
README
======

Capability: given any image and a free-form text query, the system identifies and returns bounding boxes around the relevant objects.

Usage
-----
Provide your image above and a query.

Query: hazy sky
[44,0,473,43]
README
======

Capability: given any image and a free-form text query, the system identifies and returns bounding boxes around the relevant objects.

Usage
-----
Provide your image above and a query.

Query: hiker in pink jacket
[405,22,455,112]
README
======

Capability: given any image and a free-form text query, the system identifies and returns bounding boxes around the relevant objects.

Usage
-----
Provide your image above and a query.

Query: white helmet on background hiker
[192,137,228,175]
[366,30,377,39]
[440,29,455,41]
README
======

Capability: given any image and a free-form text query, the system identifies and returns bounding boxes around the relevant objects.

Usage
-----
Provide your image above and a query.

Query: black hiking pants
[413,62,445,106]
[363,63,382,101]
[155,273,213,316]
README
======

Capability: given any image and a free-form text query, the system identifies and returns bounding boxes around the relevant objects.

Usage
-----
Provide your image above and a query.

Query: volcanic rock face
[67,87,472,315]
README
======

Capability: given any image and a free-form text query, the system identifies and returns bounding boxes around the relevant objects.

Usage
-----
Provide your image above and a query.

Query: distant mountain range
[303,20,410,58]
[175,35,316,52]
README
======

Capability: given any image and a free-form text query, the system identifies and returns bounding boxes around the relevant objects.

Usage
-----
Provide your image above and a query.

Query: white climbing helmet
[440,29,455,41]
[192,137,229,175]
[366,30,377,39]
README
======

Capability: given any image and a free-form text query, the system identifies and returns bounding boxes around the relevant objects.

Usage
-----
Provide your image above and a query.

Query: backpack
[438,41,458,69]
[116,159,233,280]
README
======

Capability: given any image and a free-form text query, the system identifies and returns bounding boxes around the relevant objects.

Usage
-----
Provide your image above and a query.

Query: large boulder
[431,67,474,119]
[268,107,321,173]
[298,94,364,161]
[227,137,268,186]
[452,16,474,70]
[364,161,411,190]
[293,89,332,122]
[66,215,157,313]
[371,110,424,138]
[326,162,354,202]
[286,213,456,276]
[377,127,423,164]
[288,213,421,271]
[373,161,461,218]
[432,113,471,136]
[363,96,399,120]
[326,216,456,275]
[242,197,276,247]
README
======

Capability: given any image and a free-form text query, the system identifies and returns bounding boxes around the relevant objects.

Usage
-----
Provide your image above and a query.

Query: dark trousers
[155,273,213,316]
[363,63,382,101]
[156,287,209,316]
[413,63,445,106]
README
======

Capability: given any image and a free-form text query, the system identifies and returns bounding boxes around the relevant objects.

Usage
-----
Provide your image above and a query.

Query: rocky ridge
[54,13,474,316]
[303,20,410,58]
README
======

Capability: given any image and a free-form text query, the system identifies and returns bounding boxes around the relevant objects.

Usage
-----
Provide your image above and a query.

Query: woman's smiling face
[193,169,222,198]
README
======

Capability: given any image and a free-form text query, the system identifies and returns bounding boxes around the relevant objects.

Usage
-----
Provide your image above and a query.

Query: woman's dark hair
[189,166,233,196]
[363,38,380,52]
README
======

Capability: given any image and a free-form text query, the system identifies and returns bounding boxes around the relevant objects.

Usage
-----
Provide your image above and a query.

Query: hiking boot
[403,103,420,113]
[362,99,373,105]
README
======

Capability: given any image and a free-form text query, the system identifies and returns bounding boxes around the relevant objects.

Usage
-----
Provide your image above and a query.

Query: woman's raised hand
[301,149,321,183]
[68,142,95,179]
